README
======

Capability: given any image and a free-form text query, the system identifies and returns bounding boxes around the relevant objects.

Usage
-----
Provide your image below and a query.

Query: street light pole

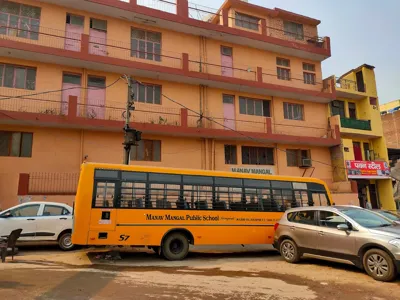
[122,75,141,165]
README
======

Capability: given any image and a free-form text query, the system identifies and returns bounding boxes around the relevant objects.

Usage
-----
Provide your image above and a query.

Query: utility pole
[122,75,142,165]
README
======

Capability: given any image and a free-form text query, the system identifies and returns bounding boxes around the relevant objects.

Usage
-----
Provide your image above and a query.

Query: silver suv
[274,206,400,282]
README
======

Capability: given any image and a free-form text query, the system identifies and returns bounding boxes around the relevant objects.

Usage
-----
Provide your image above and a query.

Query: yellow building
[326,64,395,210]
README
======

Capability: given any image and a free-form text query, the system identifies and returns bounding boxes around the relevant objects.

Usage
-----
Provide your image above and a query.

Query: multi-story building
[381,99,400,151]
[326,64,395,210]
[380,99,400,210]
[0,0,342,209]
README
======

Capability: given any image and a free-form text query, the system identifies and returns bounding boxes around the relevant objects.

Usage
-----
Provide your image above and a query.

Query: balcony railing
[340,117,371,131]
[188,3,221,22]
[0,89,65,116]
[0,24,332,99]
[187,113,333,139]
[270,31,325,48]
[0,25,75,50]
[188,115,269,133]
[77,101,181,126]
[137,0,177,14]
[188,58,257,81]
[55,0,329,53]
[0,92,340,143]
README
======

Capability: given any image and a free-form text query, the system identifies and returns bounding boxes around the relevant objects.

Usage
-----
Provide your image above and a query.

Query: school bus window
[293,182,307,190]
[216,186,242,211]
[215,177,242,187]
[149,173,181,184]
[183,184,213,210]
[271,180,292,189]
[272,189,294,211]
[121,171,147,181]
[182,175,213,186]
[120,182,146,208]
[313,193,328,206]
[150,183,182,209]
[244,188,261,211]
[307,182,325,191]
[95,169,119,179]
[243,179,270,188]
[94,181,116,208]
[294,190,309,207]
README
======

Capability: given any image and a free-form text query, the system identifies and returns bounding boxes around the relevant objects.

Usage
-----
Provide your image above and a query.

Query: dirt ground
[0,245,399,300]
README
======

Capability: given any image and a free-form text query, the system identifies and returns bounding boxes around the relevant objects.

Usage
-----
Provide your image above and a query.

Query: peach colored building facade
[0,0,342,210]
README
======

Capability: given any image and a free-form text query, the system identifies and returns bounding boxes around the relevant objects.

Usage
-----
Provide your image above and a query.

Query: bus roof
[81,162,327,185]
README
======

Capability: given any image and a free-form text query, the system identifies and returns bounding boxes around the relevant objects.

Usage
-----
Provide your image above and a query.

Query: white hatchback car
[0,202,74,250]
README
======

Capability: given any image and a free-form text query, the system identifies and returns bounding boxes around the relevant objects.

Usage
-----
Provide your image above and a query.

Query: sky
[196,0,400,104]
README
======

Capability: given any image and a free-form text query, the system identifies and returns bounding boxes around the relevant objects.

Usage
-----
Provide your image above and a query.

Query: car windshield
[339,208,394,228]
[377,210,400,221]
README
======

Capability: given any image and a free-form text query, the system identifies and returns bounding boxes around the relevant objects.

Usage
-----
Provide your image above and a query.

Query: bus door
[90,178,120,232]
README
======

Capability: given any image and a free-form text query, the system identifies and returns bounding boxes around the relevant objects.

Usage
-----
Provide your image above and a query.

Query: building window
[131,28,161,62]
[0,1,41,40]
[239,97,270,117]
[283,21,304,40]
[0,64,36,90]
[303,63,315,72]
[286,149,311,167]
[132,82,161,104]
[348,102,357,119]
[0,131,33,157]
[88,76,105,88]
[284,103,304,120]
[331,100,345,118]
[303,72,315,84]
[369,97,377,106]
[242,146,274,165]
[221,46,233,57]
[277,58,290,81]
[234,12,259,31]
[224,145,237,165]
[303,63,316,85]
[131,140,161,162]
[66,14,84,26]
[303,73,316,85]
[90,18,107,31]
[363,143,371,161]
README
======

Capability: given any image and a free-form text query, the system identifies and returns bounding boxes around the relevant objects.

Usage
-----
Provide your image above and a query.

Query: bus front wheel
[162,232,189,261]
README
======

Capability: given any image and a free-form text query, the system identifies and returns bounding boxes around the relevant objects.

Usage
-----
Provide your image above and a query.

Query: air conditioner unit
[300,159,312,168]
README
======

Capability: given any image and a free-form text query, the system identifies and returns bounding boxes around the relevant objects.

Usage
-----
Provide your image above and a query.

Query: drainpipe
[205,139,209,170]
[212,139,215,170]
[274,144,279,175]
[79,129,84,166]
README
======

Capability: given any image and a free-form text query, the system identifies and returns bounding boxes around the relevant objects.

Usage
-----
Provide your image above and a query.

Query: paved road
[0,246,399,300]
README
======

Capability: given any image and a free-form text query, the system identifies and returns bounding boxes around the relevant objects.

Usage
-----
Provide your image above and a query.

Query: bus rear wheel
[162,232,189,261]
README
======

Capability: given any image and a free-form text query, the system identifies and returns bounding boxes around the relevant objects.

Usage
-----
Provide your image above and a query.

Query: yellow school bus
[72,162,332,260]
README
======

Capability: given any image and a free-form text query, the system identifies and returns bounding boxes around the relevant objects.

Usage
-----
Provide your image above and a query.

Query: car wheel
[58,232,74,251]
[280,239,300,263]
[161,233,189,261]
[363,249,397,282]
